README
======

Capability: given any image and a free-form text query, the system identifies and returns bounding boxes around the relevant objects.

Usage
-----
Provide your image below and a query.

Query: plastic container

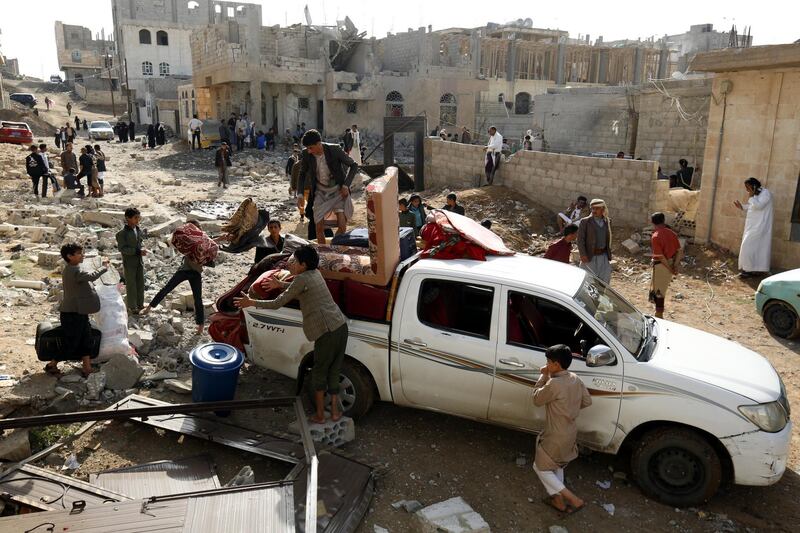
[189,342,244,415]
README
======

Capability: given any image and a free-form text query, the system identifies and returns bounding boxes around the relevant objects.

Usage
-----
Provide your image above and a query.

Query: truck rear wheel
[305,358,375,420]
[631,427,722,507]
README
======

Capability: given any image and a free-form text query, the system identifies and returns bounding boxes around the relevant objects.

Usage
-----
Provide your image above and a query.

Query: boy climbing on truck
[234,245,348,423]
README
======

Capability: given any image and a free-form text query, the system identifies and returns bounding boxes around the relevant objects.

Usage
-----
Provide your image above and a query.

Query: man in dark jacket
[215,142,232,188]
[342,128,353,154]
[26,145,48,197]
[577,199,612,284]
[442,193,465,216]
[128,121,136,142]
[296,129,359,244]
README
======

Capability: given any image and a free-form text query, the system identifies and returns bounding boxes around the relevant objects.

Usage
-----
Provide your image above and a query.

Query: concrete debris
[146,369,178,381]
[164,378,192,394]
[0,428,31,462]
[128,329,154,354]
[224,465,255,487]
[392,500,423,513]
[149,218,183,237]
[414,497,490,533]
[37,250,62,268]
[7,279,47,290]
[596,480,611,490]
[59,373,84,383]
[374,526,390,533]
[0,266,12,277]
[61,453,81,470]
[621,239,641,254]
[81,209,124,227]
[288,416,355,448]
[101,353,144,390]
[548,526,569,533]
[602,503,615,516]
[45,390,80,414]
[85,371,107,400]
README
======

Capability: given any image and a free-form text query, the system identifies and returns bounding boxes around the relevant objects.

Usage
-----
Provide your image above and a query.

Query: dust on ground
[0,80,799,532]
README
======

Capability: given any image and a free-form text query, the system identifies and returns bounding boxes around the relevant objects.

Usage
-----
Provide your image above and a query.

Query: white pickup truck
[242,253,791,506]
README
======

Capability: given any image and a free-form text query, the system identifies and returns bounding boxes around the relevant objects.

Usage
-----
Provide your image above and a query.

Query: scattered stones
[548,526,568,533]
[392,500,424,513]
[101,353,144,390]
[45,390,80,414]
[146,369,178,381]
[164,378,192,394]
[85,371,107,401]
[621,239,641,254]
[0,429,31,461]
[414,497,490,533]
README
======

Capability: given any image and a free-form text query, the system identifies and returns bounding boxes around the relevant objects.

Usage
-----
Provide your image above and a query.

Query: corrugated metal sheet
[184,484,295,533]
[0,485,295,532]
[0,463,131,511]
[89,456,220,499]
[0,497,188,532]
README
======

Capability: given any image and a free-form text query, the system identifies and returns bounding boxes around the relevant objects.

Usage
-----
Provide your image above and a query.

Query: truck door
[394,275,499,420]
[488,287,623,449]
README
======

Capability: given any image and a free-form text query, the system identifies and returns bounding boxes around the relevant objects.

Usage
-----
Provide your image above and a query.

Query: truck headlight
[738,402,788,433]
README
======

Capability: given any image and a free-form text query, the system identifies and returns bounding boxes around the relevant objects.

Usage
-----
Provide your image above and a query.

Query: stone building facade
[54,21,117,85]
[691,44,800,270]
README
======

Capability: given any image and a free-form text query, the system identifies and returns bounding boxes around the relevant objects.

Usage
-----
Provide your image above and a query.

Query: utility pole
[101,28,116,117]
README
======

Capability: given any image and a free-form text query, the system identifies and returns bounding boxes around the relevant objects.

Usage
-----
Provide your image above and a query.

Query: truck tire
[305,358,375,420]
[631,427,722,507]
[763,301,800,339]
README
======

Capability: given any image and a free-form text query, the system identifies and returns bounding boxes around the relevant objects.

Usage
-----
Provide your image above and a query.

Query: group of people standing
[115,120,137,143]
[26,140,109,199]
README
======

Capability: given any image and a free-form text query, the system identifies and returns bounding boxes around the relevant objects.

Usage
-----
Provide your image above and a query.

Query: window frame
[416,278,495,341]
[156,30,169,46]
[159,62,170,76]
[297,97,310,110]
[139,29,152,45]
[142,61,153,76]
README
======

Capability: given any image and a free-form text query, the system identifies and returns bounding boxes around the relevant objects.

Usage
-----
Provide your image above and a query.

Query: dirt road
[0,90,797,531]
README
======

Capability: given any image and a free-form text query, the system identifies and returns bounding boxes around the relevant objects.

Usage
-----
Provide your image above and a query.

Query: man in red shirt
[649,212,682,318]
[544,224,579,264]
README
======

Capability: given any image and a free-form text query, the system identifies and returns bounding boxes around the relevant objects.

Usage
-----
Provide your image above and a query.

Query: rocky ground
[0,88,798,532]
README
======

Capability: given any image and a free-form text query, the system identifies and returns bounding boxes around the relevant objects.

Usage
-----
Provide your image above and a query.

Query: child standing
[408,194,427,236]
[398,198,417,232]
[142,221,206,334]
[115,207,146,314]
[532,344,592,515]
[49,244,109,377]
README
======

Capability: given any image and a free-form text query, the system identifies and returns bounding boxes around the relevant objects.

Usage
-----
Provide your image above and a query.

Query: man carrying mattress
[296,129,359,244]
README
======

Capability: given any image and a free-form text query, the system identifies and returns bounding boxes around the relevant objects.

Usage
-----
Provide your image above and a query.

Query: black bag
[399,227,417,261]
[330,228,369,248]
[35,320,101,362]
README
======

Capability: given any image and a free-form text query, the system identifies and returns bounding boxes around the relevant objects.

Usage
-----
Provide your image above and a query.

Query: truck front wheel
[305,358,375,420]
[631,427,722,507]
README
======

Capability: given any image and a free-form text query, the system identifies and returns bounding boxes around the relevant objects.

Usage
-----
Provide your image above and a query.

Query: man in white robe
[350,124,362,165]
[734,177,773,276]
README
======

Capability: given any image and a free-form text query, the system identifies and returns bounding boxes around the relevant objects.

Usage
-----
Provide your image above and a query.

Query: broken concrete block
[170,299,187,312]
[179,291,195,309]
[415,497,490,533]
[170,317,184,334]
[85,371,107,401]
[146,369,178,381]
[82,210,124,227]
[45,390,80,414]
[0,429,31,461]
[37,250,62,268]
[0,266,11,278]
[149,218,182,237]
[128,329,154,355]
[198,220,222,233]
[8,279,46,290]
[288,416,355,448]
[101,354,144,390]
[164,378,192,394]
[621,239,640,254]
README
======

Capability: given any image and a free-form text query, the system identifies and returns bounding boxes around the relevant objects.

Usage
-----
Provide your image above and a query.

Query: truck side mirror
[586,345,616,367]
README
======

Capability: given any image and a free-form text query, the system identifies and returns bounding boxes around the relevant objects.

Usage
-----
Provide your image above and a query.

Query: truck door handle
[404,338,427,347]
[499,358,525,368]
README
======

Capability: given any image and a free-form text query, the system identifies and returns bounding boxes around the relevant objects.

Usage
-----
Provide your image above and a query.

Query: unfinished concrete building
[111,0,261,126]
[54,22,117,86]
[187,17,677,145]
[665,24,754,73]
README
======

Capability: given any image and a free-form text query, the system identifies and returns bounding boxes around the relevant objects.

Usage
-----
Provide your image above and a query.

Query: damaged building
[186,17,680,141]
[110,0,262,128]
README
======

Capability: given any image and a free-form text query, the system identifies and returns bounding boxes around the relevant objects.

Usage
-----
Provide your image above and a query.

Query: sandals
[541,496,569,517]
[44,363,61,376]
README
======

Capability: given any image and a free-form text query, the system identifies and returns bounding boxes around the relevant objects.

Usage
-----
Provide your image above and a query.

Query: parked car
[756,269,800,338]
[0,121,34,145]
[240,253,792,506]
[88,121,115,141]
[49,75,63,83]
[9,93,37,108]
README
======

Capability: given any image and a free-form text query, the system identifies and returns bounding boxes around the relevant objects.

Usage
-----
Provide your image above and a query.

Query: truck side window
[418,279,494,339]
[507,291,599,355]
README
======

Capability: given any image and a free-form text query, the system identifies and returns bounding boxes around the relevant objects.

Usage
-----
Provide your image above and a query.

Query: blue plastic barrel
[190,343,244,415]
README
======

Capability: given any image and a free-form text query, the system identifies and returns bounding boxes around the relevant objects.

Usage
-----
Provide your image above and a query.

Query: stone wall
[533,87,632,155]
[379,28,428,72]
[635,79,711,179]
[424,138,668,227]
[695,68,800,270]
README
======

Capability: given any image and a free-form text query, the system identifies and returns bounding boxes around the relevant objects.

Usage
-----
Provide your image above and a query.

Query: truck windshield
[573,276,645,354]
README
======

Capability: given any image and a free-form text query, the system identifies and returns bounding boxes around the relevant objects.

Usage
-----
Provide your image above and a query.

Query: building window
[439,93,457,127]
[139,29,152,44]
[298,97,310,110]
[385,91,404,117]
[159,62,170,76]
[214,4,221,13]
[236,5,246,15]
[346,101,357,114]
[74,73,84,83]
[514,92,531,115]
[142,61,153,76]
[156,31,169,46]
[187,0,199,8]
[71,50,82,62]
[227,6,234,17]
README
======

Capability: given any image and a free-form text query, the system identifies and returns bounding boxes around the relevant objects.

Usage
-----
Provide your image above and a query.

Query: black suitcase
[399,227,417,260]
[330,228,369,248]
[35,320,102,362]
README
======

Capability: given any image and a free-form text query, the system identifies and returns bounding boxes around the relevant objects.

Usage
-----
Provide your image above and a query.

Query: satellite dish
[524,18,533,28]
[304,5,312,26]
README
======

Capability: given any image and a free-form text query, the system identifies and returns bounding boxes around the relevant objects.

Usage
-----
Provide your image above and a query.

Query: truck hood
[761,268,800,284]
[650,319,780,404]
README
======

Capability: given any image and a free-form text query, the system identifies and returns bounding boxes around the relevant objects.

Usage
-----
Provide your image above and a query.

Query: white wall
[121,24,194,94]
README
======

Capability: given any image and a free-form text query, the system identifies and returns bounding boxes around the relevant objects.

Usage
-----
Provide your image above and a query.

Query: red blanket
[171,223,219,266]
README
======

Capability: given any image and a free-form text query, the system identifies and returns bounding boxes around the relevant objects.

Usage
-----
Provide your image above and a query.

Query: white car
[240,254,792,506]
[88,121,115,141]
